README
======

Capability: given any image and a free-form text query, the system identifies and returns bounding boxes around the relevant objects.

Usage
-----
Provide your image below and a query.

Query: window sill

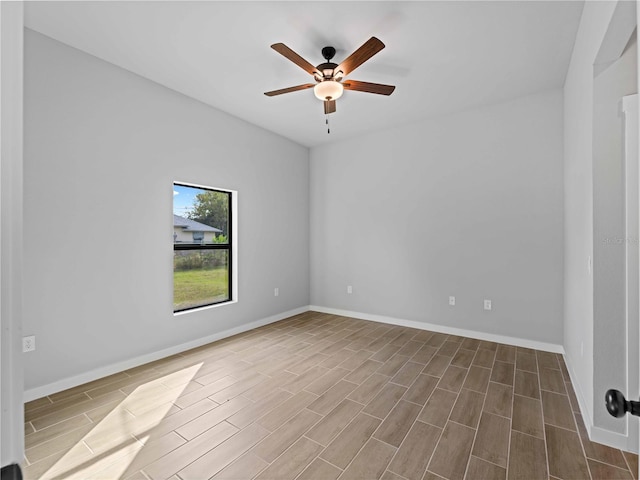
[173,299,238,317]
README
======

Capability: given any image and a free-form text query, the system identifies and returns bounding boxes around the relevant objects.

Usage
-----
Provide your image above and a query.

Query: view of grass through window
[173,183,231,312]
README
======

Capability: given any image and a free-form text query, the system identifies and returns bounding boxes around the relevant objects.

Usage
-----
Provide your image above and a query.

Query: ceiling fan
[264,37,396,116]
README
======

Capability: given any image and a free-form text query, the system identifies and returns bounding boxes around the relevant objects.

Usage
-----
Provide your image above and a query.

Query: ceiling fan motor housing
[321,46,336,61]
[316,62,339,80]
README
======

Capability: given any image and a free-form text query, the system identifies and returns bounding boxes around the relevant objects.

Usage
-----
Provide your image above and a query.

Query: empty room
[1,1,640,479]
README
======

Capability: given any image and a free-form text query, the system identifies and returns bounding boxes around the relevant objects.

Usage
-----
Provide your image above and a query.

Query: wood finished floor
[23,311,638,480]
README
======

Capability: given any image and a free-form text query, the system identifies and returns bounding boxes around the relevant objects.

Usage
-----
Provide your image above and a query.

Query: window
[173,182,232,312]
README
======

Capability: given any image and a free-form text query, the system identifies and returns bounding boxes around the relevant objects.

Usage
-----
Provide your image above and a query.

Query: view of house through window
[173,182,232,312]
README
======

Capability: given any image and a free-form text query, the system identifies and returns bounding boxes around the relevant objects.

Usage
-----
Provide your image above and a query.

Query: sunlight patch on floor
[41,363,202,480]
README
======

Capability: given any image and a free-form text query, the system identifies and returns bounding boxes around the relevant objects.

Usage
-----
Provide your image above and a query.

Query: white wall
[0,1,25,466]
[310,89,564,346]
[22,30,310,395]
[563,0,637,449]
[593,35,637,435]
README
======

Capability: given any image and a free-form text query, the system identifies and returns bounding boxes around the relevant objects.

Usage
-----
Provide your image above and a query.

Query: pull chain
[326,115,330,134]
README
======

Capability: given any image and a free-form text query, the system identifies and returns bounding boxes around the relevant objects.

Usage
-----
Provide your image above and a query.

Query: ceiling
[24,1,584,148]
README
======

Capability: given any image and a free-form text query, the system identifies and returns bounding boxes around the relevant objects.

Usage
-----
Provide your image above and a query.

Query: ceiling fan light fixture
[314,80,344,101]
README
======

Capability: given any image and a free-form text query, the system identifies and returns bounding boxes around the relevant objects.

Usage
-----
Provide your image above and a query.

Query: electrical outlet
[449,296,455,306]
[22,335,36,353]
[347,285,353,294]
[484,299,492,311]
[274,287,279,297]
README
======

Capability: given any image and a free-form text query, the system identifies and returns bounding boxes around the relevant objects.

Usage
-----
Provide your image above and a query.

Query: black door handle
[605,389,640,418]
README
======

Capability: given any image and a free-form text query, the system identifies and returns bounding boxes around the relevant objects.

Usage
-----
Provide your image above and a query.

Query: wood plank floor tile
[484,382,513,418]
[175,395,252,440]
[508,430,548,480]
[537,351,560,370]
[418,388,457,428]
[173,374,238,408]
[472,412,510,468]
[338,349,373,371]
[398,340,424,357]
[20,313,633,480]
[588,459,634,479]
[545,424,590,480]
[25,414,92,450]
[465,455,506,480]
[539,366,566,394]
[449,388,485,429]
[209,371,269,403]
[566,382,581,413]
[515,351,537,373]
[403,373,439,405]
[541,390,575,431]
[451,349,476,369]
[307,380,358,415]
[210,451,268,480]
[280,366,330,394]
[297,458,342,480]
[426,333,448,348]
[305,399,362,446]
[338,438,396,480]
[255,437,324,480]
[252,409,322,463]
[411,345,438,365]
[25,393,73,417]
[364,383,407,419]
[227,389,292,429]
[473,349,496,369]
[380,470,406,480]
[373,400,422,447]
[388,421,441,480]
[143,421,238,480]
[390,361,424,387]
[304,367,350,396]
[423,355,452,377]
[25,422,96,464]
[345,359,384,384]
[575,412,628,470]
[490,361,515,386]
[257,390,317,431]
[495,345,516,363]
[463,365,491,394]
[437,365,468,393]
[624,451,639,480]
[118,432,186,478]
[371,344,402,363]
[428,421,476,480]
[512,395,544,438]
[377,354,411,377]
[320,413,381,469]
[514,370,540,399]
[178,423,270,479]
[437,340,461,357]
[30,390,127,431]
[348,373,389,404]
[461,338,481,351]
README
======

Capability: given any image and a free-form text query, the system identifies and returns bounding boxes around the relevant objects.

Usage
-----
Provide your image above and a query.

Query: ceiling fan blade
[342,80,395,96]
[264,84,316,97]
[324,99,336,114]
[271,43,321,77]
[336,37,385,77]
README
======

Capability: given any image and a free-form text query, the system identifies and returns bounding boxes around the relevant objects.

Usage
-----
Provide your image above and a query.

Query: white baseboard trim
[310,305,564,354]
[591,425,635,452]
[23,306,309,402]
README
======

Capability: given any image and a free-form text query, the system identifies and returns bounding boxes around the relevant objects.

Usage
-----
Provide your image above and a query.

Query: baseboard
[310,305,565,354]
[590,425,636,452]
[564,351,638,453]
[23,306,309,402]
